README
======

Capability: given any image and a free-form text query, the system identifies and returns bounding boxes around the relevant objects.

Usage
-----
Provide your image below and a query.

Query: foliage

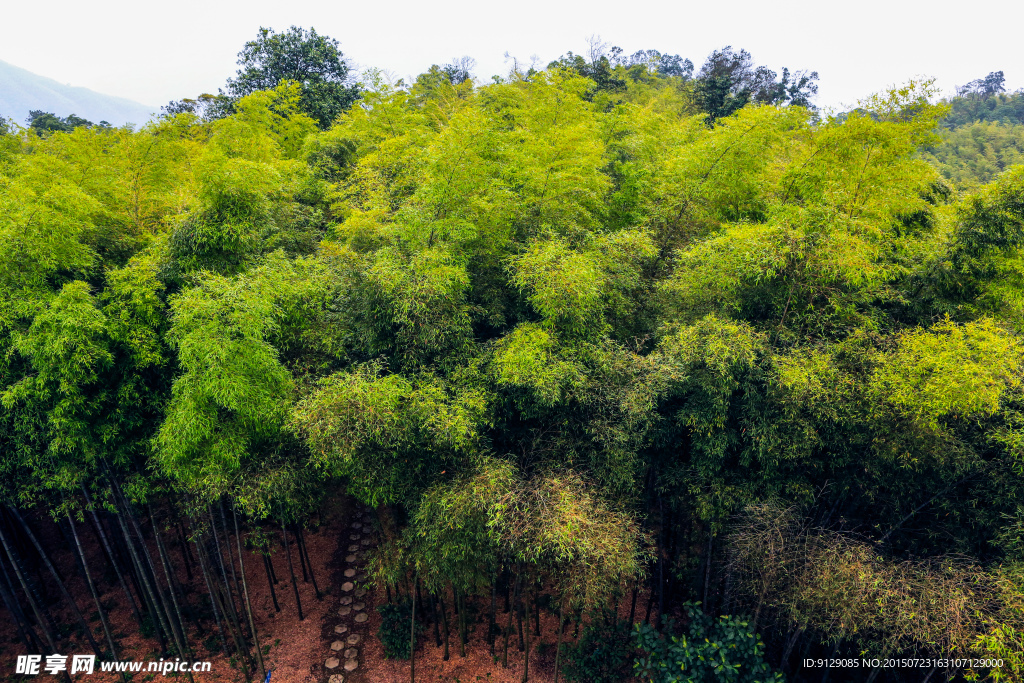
[560,617,635,683]
[25,110,108,135]
[227,26,360,129]
[634,606,783,683]
[3,43,1024,675]
[377,598,418,659]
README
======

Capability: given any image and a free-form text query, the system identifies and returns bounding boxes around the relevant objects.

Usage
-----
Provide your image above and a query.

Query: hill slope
[0,59,155,127]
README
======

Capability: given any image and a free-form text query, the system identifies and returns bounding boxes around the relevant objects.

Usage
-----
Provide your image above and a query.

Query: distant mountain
[0,59,155,127]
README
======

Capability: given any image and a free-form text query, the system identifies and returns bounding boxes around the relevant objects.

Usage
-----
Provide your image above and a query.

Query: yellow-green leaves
[290,364,488,506]
[871,318,1023,428]
[492,324,583,406]
[511,229,657,340]
[156,254,319,496]
[0,176,98,293]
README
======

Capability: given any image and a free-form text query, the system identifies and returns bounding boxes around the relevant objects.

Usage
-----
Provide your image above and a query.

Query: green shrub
[634,603,783,683]
[377,599,422,659]
[561,615,635,683]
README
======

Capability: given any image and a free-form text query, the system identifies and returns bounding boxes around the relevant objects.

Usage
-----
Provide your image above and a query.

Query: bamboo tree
[553,595,565,683]
[281,519,304,620]
[149,505,192,659]
[67,512,119,661]
[0,546,43,652]
[439,593,450,661]
[0,516,61,653]
[194,532,230,656]
[82,486,144,630]
[522,581,531,683]
[410,569,417,683]
[112,501,172,654]
[296,525,321,599]
[263,554,281,611]
[7,505,104,658]
[235,509,266,680]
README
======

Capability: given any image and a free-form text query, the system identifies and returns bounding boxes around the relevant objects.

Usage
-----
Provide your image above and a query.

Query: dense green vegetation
[924,72,1024,188]
[2,28,1023,683]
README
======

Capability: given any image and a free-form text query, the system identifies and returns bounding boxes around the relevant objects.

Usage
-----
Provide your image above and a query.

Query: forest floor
[0,494,648,683]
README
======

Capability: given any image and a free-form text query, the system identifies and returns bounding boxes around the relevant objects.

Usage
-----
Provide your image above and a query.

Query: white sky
[1,0,1021,112]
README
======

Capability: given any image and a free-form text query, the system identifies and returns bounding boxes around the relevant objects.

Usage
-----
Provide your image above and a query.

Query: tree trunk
[194,535,229,655]
[430,591,442,647]
[0,532,51,652]
[82,486,144,630]
[489,578,497,656]
[235,510,266,680]
[67,513,119,660]
[281,520,303,620]
[196,530,249,679]
[439,593,450,661]
[505,567,520,668]
[7,505,104,658]
[263,555,281,612]
[297,526,321,600]
[113,504,169,653]
[410,571,417,683]
[150,506,191,657]
[457,588,467,657]
[522,582,531,683]
[218,502,247,636]
[553,597,564,683]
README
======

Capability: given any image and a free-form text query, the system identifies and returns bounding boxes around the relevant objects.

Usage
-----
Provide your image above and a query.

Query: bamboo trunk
[439,593,450,661]
[297,526,322,600]
[281,520,303,620]
[82,487,144,630]
[194,534,230,655]
[1,525,60,653]
[263,555,281,611]
[410,570,417,683]
[67,513,119,660]
[522,582,530,683]
[8,506,104,658]
[235,509,266,680]
[150,506,191,658]
[553,597,565,683]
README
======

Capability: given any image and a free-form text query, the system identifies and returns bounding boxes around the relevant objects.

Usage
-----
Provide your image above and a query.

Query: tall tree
[226,26,360,129]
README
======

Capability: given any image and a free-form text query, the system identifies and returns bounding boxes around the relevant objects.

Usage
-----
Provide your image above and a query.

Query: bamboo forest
[2,26,1024,683]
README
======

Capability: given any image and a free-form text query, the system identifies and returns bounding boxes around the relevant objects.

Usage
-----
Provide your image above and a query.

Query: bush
[634,603,783,683]
[561,615,635,683]
[377,599,422,659]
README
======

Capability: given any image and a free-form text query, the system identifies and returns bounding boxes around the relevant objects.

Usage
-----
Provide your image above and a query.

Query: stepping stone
[344,647,358,659]
[346,634,361,645]
[354,588,367,598]
[344,568,356,578]
[354,612,368,623]
[353,601,365,610]
[350,533,361,541]
[344,659,358,672]
[351,522,361,529]
[345,554,357,563]
[330,641,344,651]
[347,544,359,552]
[339,606,352,616]
[325,657,340,669]
[342,581,354,592]
[340,596,353,605]
[361,538,372,546]
[334,624,349,635]
[329,675,345,683]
